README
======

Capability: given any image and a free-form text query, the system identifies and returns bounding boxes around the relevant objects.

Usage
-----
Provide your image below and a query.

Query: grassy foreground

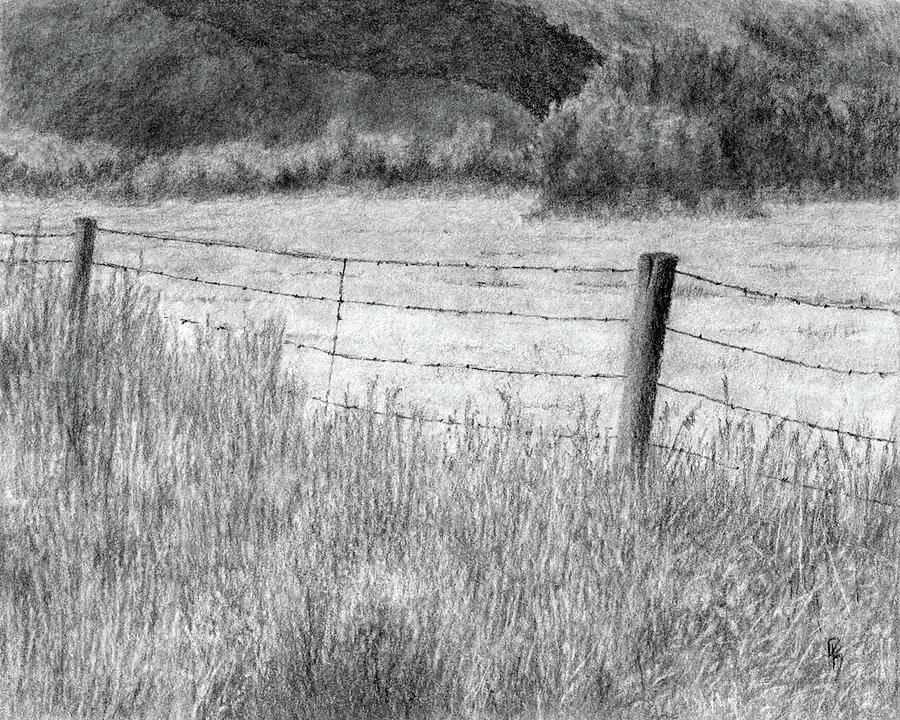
[0,253,898,719]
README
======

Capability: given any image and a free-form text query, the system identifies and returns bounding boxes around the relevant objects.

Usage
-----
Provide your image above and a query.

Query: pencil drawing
[0,1,898,718]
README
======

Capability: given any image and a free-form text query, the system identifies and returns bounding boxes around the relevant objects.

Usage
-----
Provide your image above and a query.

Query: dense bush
[0,127,135,195]
[537,3,900,211]
[605,6,900,199]
[538,81,721,210]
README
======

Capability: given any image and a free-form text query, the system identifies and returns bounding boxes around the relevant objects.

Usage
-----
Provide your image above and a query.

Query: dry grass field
[0,188,897,720]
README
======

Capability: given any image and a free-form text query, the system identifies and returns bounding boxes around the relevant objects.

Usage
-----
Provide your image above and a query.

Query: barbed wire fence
[2,219,897,509]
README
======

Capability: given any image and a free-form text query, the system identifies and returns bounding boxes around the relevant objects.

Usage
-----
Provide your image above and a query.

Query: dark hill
[0,0,539,151]
[142,0,602,117]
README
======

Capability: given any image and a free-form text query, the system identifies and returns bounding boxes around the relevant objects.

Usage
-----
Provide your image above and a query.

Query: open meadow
[0,188,898,720]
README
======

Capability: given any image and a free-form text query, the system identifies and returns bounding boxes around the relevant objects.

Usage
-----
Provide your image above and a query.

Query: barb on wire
[165,315,235,333]
[286,339,625,380]
[667,326,896,378]
[676,269,899,315]
[651,442,898,509]
[97,225,633,275]
[657,382,895,445]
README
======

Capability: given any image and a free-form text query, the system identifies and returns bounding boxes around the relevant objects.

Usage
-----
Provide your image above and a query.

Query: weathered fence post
[615,251,678,475]
[69,217,96,331]
[65,217,96,469]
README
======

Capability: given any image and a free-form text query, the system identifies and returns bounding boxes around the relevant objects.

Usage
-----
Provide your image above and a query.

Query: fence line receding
[2,218,895,504]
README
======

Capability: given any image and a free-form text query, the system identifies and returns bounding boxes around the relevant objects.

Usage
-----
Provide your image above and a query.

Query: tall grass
[0,247,897,719]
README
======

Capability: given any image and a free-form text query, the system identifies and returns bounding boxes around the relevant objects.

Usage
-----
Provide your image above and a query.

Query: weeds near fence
[0,235,898,719]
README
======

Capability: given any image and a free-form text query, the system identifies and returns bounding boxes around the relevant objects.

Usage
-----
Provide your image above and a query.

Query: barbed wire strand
[285,339,625,380]
[651,442,897,510]
[324,259,348,409]
[309,394,616,441]
[667,326,896,378]
[677,269,899,316]
[0,258,72,267]
[170,314,623,380]
[0,230,73,239]
[337,296,630,324]
[94,259,630,323]
[97,225,633,275]
[310,394,467,428]
[657,382,895,445]
[94,261,335,303]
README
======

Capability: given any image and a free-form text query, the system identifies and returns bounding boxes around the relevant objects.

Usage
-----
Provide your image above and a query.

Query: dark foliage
[141,0,602,117]
[537,85,723,212]
[539,4,900,211]
[632,30,900,197]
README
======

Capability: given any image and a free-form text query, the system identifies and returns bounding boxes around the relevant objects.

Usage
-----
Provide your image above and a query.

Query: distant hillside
[143,0,601,117]
[2,0,897,153]
[0,0,540,151]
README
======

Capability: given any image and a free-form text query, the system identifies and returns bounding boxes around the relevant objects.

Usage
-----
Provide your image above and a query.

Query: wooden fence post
[65,217,95,468]
[69,217,96,330]
[615,251,678,475]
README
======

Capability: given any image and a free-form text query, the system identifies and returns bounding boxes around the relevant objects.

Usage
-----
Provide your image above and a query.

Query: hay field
[2,189,896,444]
